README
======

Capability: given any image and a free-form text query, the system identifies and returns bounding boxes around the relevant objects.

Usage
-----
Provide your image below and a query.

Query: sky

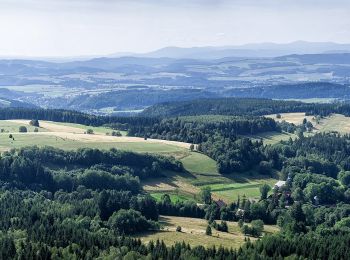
[0,0,349,57]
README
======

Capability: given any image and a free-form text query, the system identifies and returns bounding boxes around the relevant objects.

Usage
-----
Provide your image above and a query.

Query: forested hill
[3,99,350,127]
[140,97,350,118]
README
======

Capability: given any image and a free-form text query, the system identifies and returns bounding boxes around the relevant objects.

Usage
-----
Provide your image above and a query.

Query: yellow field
[317,114,350,133]
[265,112,315,125]
[2,120,191,150]
[265,113,350,134]
[135,215,279,249]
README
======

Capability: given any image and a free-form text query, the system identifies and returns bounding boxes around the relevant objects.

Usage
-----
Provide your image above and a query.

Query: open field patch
[265,112,314,125]
[181,152,219,175]
[317,114,350,133]
[245,131,296,145]
[2,120,191,150]
[149,192,193,203]
[202,177,277,201]
[135,215,279,249]
[0,120,47,133]
[265,113,350,134]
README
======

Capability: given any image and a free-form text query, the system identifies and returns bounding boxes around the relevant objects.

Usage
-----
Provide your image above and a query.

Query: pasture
[265,112,315,125]
[245,131,296,145]
[135,215,279,249]
[265,113,350,134]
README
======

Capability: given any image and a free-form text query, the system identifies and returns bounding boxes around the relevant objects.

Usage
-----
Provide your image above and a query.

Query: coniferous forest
[0,100,349,259]
[2,0,350,258]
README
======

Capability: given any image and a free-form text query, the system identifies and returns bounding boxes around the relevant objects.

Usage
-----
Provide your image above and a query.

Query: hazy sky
[0,0,349,57]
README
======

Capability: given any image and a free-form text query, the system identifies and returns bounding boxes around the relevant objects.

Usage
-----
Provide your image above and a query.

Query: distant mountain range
[0,49,350,114]
[2,41,350,61]
[113,41,350,59]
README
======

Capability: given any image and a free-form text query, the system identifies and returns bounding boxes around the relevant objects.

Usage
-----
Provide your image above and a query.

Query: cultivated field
[135,215,279,249]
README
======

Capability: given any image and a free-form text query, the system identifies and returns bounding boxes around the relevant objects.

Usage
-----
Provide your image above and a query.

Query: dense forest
[141,97,350,117]
[128,115,297,174]
[0,104,350,258]
[129,115,279,143]
[2,98,350,129]
[0,140,349,258]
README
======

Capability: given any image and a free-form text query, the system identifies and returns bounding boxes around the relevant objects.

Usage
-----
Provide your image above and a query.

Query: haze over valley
[2,42,350,114]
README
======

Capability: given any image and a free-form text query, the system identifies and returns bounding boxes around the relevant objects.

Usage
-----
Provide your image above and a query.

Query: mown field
[245,131,296,145]
[265,112,350,134]
[134,215,279,249]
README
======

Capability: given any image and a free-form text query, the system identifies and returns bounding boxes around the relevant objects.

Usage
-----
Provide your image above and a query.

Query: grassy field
[143,151,278,203]
[265,113,350,134]
[150,192,193,203]
[207,178,277,201]
[0,119,278,203]
[265,112,315,125]
[0,121,47,133]
[317,114,350,133]
[0,133,188,154]
[245,131,296,145]
[135,215,279,249]
[51,121,127,136]
[181,152,218,175]
[0,120,190,156]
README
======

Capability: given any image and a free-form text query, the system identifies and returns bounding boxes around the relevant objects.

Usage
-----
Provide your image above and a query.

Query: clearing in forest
[135,215,279,249]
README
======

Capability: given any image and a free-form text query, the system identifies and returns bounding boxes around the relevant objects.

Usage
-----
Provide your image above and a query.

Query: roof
[215,199,227,208]
[274,180,286,188]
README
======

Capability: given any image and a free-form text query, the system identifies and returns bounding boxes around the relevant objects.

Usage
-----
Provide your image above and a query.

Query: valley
[1,53,350,115]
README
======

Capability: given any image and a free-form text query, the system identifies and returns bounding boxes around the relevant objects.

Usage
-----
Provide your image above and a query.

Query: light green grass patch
[150,192,193,203]
[0,121,46,133]
[245,131,296,145]
[135,215,279,249]
[0,133,187,155]
[203,177,277,201]
[181,152,218,175]
[51,121,127,136]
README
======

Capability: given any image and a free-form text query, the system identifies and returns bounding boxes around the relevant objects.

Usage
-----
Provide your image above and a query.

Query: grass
[0,133,187,155]
[0,119,280,203]
[0,121,47,133]
[317,114,350,133]
[142,151,279,203]
[244,131,296,145]
[265,113,350,134]
[181,152,218,175]
[265,112,315,125]
[47,121,127,136]
[202,176,277,201]
[150,192,193,203]
[135,215,279,249]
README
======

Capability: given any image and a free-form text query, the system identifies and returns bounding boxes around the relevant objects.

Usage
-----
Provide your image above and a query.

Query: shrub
[112,131,122,137]
[29,119,39,127]
[19,126,27,133]
[206,225,212,236]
